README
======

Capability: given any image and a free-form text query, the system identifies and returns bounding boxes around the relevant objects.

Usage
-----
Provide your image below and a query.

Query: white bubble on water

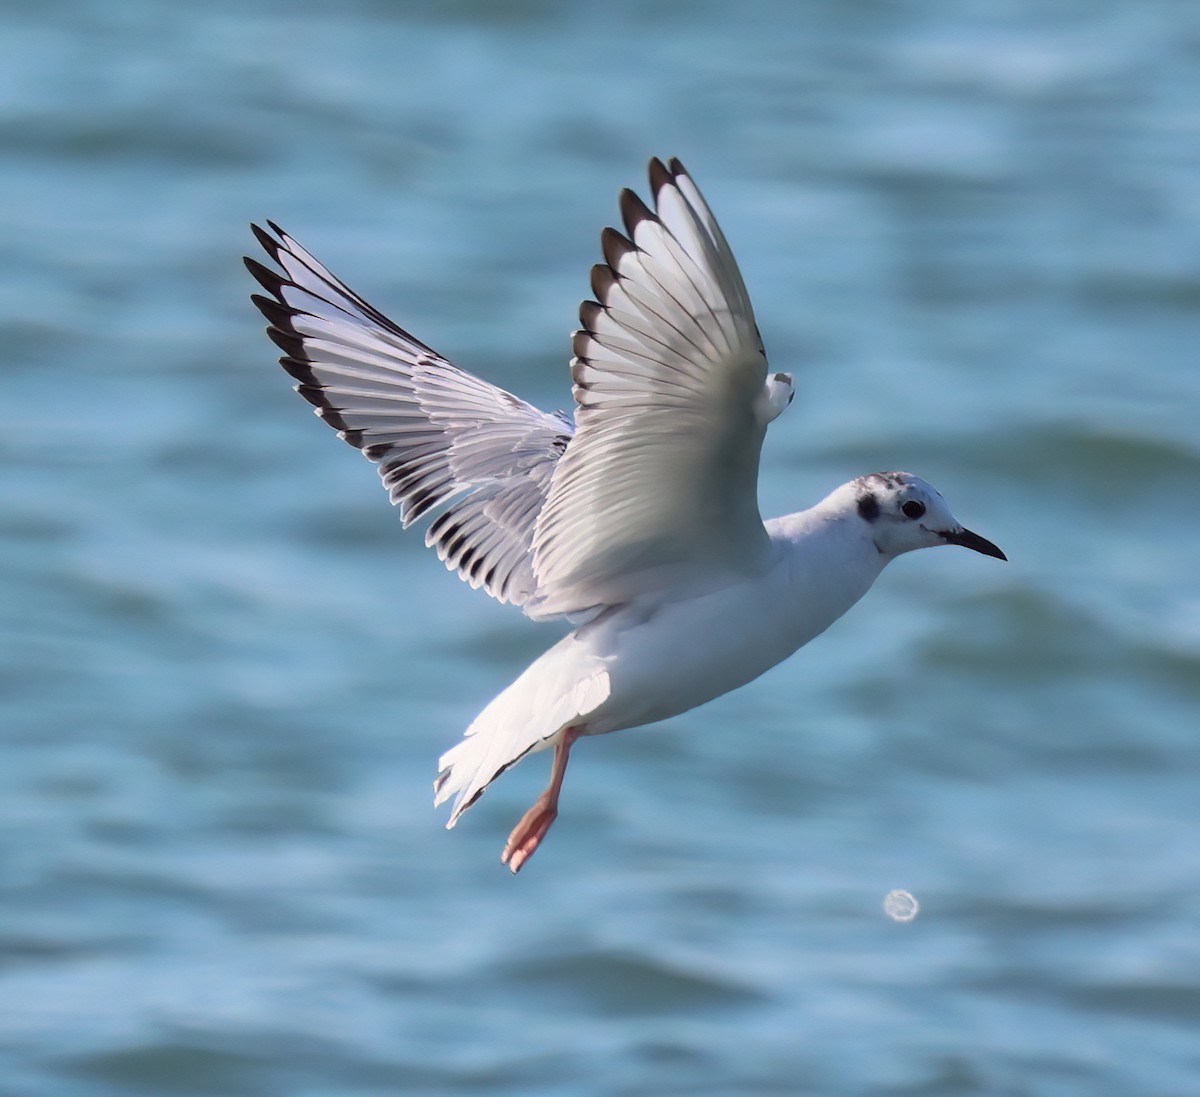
[884,889,919,922]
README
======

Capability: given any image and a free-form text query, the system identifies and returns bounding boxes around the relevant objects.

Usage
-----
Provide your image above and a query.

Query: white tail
[433,633,611,827]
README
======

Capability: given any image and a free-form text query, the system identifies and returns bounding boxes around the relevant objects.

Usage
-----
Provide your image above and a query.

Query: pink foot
[501,794,557,874]
[499,726,579,875]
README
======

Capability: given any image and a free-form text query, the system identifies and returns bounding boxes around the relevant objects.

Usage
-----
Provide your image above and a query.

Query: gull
[246,157,1005,873]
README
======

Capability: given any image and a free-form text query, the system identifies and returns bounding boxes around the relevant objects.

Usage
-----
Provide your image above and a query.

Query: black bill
[940,527,1007,561]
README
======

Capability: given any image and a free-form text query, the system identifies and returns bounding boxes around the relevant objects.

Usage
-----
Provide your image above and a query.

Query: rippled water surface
[4,2,1200,1093]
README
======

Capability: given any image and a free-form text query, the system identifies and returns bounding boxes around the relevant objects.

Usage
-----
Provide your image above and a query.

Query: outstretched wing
[246,224,573,610]
[528,158,778,618]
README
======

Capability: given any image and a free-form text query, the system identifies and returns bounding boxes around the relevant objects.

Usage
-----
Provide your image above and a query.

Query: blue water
[4,2,1200,1093]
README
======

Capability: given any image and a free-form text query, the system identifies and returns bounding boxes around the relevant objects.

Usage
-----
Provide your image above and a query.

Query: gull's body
[472,501,885,748]
[247,158,1004,872]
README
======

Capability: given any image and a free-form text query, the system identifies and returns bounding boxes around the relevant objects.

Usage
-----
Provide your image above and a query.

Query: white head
[852,471,1006,561]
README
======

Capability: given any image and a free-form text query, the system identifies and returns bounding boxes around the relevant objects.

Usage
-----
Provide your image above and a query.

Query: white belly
[578,544,880,734]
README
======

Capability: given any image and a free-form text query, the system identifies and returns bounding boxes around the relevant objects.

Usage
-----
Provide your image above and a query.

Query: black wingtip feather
[571,330,592,360]
[244,255,285,297]
[667,156,688,179]
[280,358,318,385]
[266,325,306,359]
[648,157,672,195]
[590,263,617,300]
[250,222,282,258]
[600,226,635,269]
[619,188,656,237]
[251,293,298,329]
[570,358,592,391]
[295,383,331,409]
[316,404,349,430]
[316,403,350,434]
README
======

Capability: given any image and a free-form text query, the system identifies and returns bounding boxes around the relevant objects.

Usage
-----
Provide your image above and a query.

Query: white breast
[578,516,886,735]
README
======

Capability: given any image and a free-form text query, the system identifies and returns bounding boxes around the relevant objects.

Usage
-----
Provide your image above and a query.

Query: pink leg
[501,727,580,874]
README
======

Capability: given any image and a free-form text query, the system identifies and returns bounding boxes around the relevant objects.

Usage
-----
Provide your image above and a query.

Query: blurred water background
[3,1,1200,1093]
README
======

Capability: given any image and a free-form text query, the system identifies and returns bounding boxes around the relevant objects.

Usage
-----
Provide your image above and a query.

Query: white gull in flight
[246,157,1005,873]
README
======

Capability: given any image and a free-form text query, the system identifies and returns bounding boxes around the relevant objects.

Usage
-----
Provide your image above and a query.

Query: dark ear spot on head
[857,493,880,522]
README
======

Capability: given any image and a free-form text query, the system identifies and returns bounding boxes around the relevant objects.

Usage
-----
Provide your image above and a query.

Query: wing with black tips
[246,224,573,610]
[528,158,778,618]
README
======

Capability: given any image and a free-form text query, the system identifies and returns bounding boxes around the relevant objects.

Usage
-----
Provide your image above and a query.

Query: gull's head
[852,472,1006,561]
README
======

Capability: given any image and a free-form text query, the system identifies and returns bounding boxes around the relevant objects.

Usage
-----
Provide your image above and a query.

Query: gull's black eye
[902,500,926,520]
